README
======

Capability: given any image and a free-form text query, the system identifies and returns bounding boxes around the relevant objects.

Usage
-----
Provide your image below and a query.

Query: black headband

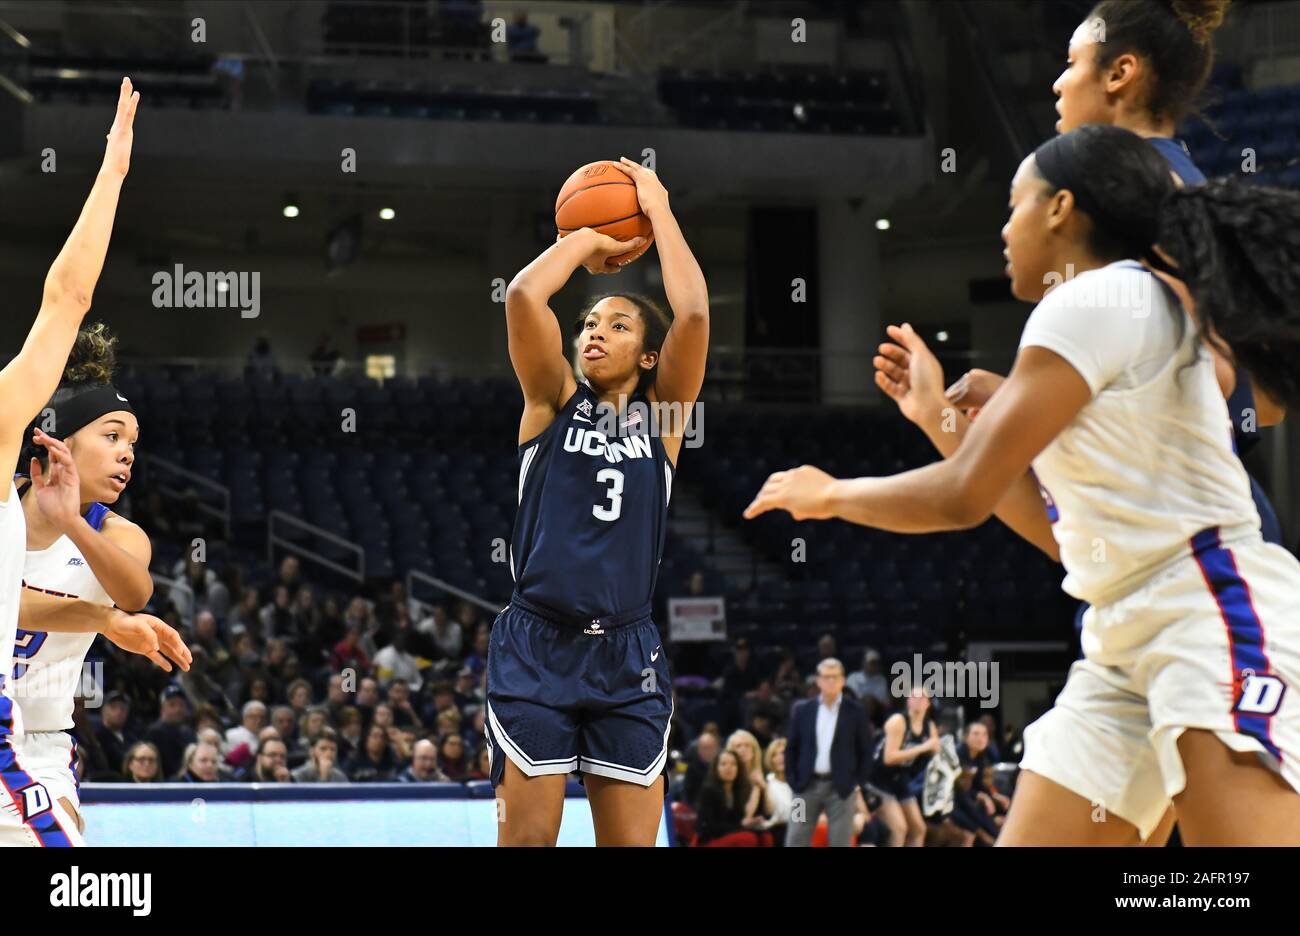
[1033,134,1176,276]
[43,384,135,440]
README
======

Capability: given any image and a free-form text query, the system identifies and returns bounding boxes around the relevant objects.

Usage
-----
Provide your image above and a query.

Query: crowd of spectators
[73,553,496,787]
[66,528,1021,850]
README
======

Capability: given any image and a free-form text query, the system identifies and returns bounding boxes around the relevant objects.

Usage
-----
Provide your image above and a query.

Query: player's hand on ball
[945,368,1005,418]
[29,429,82,532]
[579,229,647,274]
[874,323,947,425]
[102,77,140,178]
[618,157,670,217]
[743,465,836,521]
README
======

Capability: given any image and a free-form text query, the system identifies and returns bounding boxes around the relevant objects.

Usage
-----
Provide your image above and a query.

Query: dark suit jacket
[786,694,873,799]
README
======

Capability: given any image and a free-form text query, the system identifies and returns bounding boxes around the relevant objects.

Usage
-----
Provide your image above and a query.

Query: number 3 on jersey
[593,468,624,521]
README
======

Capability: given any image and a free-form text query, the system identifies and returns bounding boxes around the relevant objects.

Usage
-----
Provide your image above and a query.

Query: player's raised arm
[0,78,138,471]
[744,345,1091,538]
[504,227,646,415]
[873,325,1060,561]
[618,157,709,410]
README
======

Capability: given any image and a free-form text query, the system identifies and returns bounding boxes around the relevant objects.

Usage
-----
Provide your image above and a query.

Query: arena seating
[1181,79,1300,187]
[121,366,1074,673]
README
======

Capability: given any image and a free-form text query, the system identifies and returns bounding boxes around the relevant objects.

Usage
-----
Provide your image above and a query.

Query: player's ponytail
[17,322,128,475]
[1156,181,1300,410]
[1033,124,1300,412]
[63,321,119,386]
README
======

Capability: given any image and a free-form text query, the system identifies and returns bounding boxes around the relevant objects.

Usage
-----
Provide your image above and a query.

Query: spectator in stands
[958,721,1009,821]
[355,676,381,724]
[693,750,771,847]
[372,704,396,733]
[726,729,767,804]
[260,586,295,640]
[437,733,470,781]
[785,658,874,847]
[847,650,889,707]
[224,699,267,771]
[271,705,301,765]
[331,621,372,676]
[286,678,314,717]
[213,55,244,111]
[309,333,342,376]
[192,610,232,680]
[463,627,490,677]
[146,686,197,778]
[291,585,332,670]
[122,741,163,783]
[236,671,272,710]
[246,334,279,379]
[277,555,302,601]
[228,586,261,635]
[744,680,784,746]
[457,601,483,640]
[978,713,1003,761]
[346,724,401,782]
[816,633,839,662]
[453,666,481,710]
[179,645,236,722]
[386,680,424,729]
[292,728,349,783]
[170,555,229,626]
[722,639,759,707]
[338,706,363,759]
[772,647,802,702]
[249,736,292,783]
[374,629,423,692]
[417,602,461,659]
[506,10,545,63]
[299,706,330,748]
[469,745,491,781]
[682,729,720,806]
[178,741,223,782]
[95,691,137,777]
[763,738,793,847]
[399,738,449,782]
[324,674,350,723]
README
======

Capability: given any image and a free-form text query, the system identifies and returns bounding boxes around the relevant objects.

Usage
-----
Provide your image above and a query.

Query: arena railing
[137,452,232,542]
[267,510,365,583]
[406,569,504,619]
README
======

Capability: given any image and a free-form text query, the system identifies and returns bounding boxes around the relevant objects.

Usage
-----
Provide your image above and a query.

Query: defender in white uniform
[1014,261,1300,839]
[11,498,115,836]
[0,77,152,847]
[746,124,1300,844]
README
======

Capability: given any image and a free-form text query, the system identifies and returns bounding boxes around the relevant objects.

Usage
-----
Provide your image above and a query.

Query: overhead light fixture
[283,204,300,219]
[378,207,395,221]
[875,218,891,231]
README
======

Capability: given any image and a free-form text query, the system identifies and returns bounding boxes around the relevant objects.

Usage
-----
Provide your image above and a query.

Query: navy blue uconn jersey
[510,382,674,621]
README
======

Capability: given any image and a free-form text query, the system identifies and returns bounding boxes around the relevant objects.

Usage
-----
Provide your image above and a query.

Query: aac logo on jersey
[66,557,84,566]
[576,398,593,418]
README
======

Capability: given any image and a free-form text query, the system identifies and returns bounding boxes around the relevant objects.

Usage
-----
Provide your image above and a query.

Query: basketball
[555,160,654,265]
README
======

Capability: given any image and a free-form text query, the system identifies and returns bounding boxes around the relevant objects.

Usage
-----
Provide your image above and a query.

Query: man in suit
[785,657,874,846]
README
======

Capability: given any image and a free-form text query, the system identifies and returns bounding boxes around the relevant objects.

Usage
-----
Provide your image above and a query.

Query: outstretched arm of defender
[745,346,1091,540]
[20,588,191,672]
[0,78,138,445]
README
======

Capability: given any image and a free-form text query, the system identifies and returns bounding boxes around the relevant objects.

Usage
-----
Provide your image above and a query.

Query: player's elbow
[942,487,993,531]
[504,278,540,316]
[115,582,154,614]
[42,274,93,314]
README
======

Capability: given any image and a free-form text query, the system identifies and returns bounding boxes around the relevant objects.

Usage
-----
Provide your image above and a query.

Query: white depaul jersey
[13,502,113,732]
[1020,261,1261,609]
[0,481,26,739]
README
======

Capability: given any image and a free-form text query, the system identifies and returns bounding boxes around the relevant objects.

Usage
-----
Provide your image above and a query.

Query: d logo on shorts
[1235,671,1287,717]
